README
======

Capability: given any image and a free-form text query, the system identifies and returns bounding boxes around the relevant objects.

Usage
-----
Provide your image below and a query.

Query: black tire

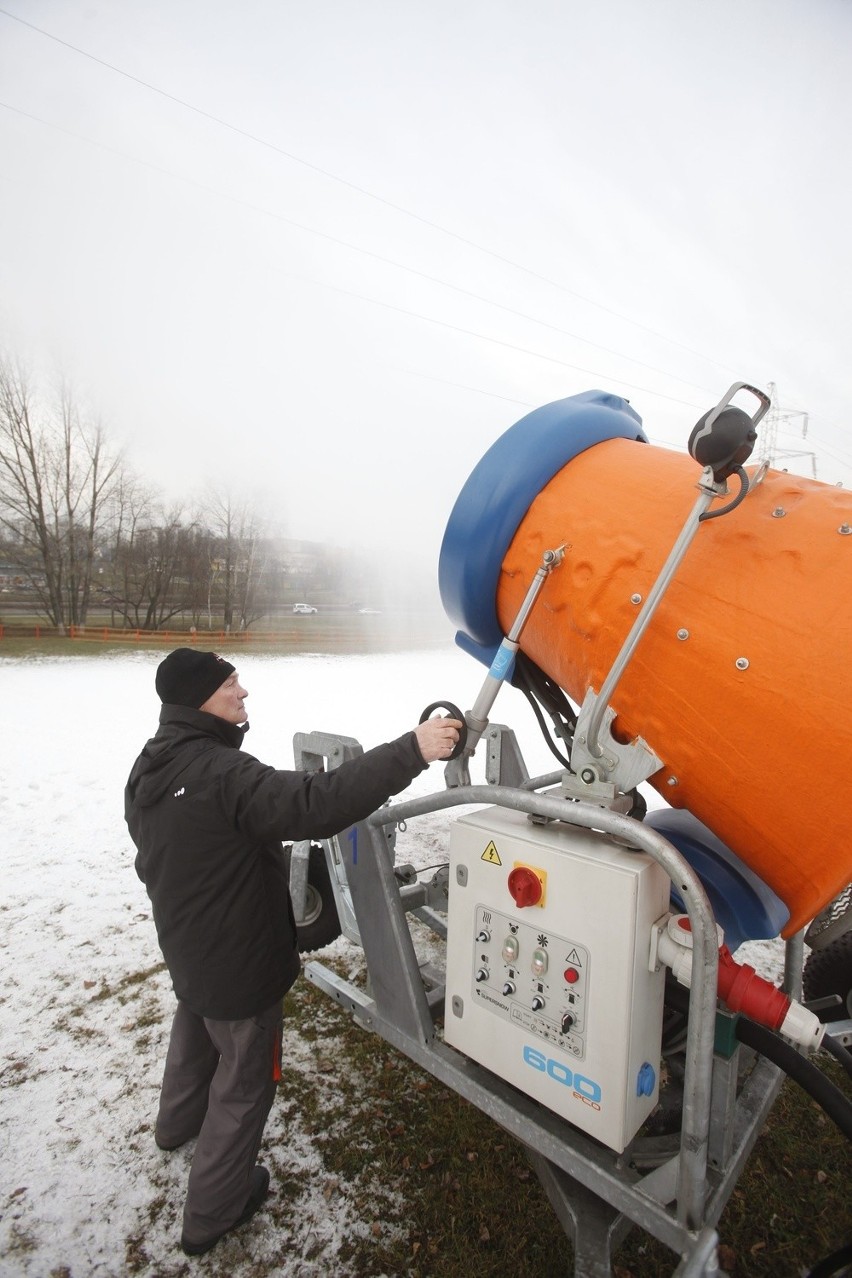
[283,842,342,953]
[803,932,852,1022]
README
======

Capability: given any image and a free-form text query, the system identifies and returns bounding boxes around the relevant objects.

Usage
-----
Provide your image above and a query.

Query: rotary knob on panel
[507,865,543,908]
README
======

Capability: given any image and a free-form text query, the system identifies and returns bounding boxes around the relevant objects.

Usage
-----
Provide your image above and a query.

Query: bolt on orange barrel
[439,390,852,937]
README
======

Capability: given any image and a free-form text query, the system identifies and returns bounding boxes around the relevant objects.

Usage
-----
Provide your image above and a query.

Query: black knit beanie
[155,648,236,709]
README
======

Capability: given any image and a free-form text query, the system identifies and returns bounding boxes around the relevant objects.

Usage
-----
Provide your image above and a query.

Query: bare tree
[58,384,122,626]
[181,523,214,629]
[0,357,122,632]
[199,488,270,631]
[100,471,156,625]
[110,505,191,630]
[235,530,271,630]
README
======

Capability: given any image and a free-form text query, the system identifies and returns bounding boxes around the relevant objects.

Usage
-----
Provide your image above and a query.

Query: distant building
[0,563,41,590]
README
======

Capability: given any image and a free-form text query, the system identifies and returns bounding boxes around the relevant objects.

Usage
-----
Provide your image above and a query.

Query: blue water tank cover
[438,389,646,656]
[645,808,790,950]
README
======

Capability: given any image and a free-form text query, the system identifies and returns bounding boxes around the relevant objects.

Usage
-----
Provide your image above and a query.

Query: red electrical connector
[653,915,824,1052]
[715,943,789,1028]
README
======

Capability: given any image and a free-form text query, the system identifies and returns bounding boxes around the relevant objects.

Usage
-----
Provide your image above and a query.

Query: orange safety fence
[0,624,318,643]
[68,626,257,642]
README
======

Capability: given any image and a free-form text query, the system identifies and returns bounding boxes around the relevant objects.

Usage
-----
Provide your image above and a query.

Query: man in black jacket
[125,647,460,1256]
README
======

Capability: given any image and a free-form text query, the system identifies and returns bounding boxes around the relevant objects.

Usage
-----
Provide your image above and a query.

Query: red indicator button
[564,967,580,984]
[507,866,542,908]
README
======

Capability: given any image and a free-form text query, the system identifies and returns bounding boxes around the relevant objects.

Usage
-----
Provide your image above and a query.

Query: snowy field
[0,646,784,1277]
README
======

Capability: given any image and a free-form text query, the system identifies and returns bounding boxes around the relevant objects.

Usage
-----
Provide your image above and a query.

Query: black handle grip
[418,700,468,761]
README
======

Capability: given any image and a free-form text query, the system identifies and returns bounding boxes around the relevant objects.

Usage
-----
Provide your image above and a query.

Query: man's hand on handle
[414,717,464,763]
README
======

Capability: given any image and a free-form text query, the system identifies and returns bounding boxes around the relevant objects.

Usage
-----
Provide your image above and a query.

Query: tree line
[0,356,360,632]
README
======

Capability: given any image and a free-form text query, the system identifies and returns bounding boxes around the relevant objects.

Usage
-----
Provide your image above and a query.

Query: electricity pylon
[757,382,817,479]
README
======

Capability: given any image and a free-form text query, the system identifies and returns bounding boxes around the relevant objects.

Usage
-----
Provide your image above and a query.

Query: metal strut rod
[447,545,564,787]
[582,379,770,778]
[584,471,722,765]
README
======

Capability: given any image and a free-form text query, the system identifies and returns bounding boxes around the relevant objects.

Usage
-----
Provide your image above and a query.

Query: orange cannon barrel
[439,391,852,936]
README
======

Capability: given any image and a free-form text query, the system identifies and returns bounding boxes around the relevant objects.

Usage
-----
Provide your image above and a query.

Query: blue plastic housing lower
[645,809,789,950]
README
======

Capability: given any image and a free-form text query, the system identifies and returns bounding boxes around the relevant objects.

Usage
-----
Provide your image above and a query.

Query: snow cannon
[439,387,852,938]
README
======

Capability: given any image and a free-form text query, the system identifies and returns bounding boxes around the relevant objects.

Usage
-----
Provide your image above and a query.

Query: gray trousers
[155,999,283,1244]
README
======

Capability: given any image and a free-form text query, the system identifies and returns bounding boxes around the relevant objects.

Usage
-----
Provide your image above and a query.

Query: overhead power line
[3,9,850,480]
[0,4,740,379]
[0,98,717,402]
[0,100,706,415]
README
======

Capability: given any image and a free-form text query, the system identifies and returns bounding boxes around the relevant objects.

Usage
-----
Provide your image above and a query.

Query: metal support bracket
[571,690,664,793]
[484,723,530,787]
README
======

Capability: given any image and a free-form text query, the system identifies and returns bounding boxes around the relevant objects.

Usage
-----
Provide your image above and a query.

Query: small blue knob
[636,1062,656,1097]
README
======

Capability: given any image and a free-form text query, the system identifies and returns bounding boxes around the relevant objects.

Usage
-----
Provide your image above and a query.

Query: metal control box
[444,805,670,1152]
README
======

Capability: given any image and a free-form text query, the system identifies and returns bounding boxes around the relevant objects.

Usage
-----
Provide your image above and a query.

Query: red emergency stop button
[507,866,542,908]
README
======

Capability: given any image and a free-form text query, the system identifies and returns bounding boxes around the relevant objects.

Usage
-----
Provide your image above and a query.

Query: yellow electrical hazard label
[481,841,502,866]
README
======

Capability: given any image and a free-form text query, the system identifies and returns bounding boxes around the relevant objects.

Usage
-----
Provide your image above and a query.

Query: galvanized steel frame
[298,731,787,1277]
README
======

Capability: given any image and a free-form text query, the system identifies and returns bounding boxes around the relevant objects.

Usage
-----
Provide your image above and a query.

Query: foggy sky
[1,0,850,580]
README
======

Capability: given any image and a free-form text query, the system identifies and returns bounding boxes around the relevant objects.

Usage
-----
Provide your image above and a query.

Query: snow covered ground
[0,646,784,1277]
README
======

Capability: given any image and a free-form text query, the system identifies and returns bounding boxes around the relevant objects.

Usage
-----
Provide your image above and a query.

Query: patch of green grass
[0,637,70,659]
[697,1074,852,1278]
[89,962,167,1002]
[0,615,451,660]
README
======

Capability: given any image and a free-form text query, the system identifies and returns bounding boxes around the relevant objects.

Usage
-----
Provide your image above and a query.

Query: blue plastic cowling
[438,389,646,662]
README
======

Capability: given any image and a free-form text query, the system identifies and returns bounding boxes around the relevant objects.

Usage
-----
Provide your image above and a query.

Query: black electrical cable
[665,981,852,1142]
[698,465,750,521]
[821,1031,852,1084]
[510,652,646,818]
[735,1016,852,1142]
[806,1240,852,1278]
[513,651,578,729]
[517,685,572,768]
[511,651,577,767]
[663,986,852,1276]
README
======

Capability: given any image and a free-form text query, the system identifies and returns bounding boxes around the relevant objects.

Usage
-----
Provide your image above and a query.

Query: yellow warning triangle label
[481,841,502,865]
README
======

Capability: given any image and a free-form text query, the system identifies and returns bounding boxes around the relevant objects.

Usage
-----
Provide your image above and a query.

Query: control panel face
[444,804,669,1153]
[472,904,590,1060]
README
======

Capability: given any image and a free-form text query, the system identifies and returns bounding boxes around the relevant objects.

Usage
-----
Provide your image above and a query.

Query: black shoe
[155,1135,187,1152]
[180,1165,270,1256]
[156,1123,200,1151]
